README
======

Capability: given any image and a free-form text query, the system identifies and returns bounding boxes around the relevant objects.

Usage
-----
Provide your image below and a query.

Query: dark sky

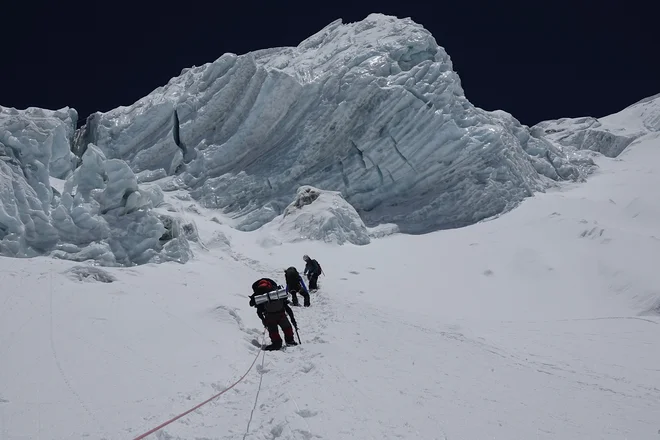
[2,1,657,127]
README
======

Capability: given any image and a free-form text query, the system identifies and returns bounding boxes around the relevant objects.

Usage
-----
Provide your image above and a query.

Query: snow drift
[533,93,660,157]
[75,13,591,236]
[258,185,371,246]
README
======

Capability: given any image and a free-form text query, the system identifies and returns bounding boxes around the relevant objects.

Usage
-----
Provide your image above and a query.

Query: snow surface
[2,130,659,439]
[75,14,592,235]
[533,93,660,157]
[256,185,372,246]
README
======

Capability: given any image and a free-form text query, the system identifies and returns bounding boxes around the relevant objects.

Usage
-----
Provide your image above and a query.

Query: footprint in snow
[294,429,315,440]
[300,363,315,373]
[271,423,285,438]
[296,409,318,418]
[349,271,360,275]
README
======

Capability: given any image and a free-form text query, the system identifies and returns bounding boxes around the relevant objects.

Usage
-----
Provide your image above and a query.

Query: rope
[242,350,267,440]
[132,331,266,440]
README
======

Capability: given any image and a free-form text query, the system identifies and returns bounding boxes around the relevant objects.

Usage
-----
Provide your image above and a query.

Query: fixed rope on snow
[133,265,311,438]
[242,350,266,440]
[132,330,266,440]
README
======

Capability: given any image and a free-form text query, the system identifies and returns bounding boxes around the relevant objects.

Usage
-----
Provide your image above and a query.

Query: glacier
[74,13,592,236]
[1,13,656,265]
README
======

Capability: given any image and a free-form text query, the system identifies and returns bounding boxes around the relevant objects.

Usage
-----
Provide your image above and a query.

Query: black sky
[2,0,657,127]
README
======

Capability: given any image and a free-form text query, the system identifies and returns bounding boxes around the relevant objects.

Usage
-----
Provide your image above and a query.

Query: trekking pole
[295,326,302,344]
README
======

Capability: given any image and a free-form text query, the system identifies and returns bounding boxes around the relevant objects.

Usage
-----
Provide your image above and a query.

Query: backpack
[284,267,300,285]
[251,278,278,295]
[250,278,287,314]
[311,259,322,275]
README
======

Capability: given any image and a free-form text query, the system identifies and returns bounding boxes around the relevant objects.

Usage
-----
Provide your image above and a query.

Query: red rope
[132,332,265,440]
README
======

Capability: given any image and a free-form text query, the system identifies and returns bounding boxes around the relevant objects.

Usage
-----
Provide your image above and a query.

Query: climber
[284,266,310,307]
[303,255,322,290]
[249,278,298,350]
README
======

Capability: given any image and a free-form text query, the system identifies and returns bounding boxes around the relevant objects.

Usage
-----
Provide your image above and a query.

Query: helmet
[303,254,310,261]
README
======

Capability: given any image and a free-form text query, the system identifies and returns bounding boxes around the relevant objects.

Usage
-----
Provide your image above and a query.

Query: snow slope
[75,14,591,235]
[2,130,659,439]
[533,93,660,157]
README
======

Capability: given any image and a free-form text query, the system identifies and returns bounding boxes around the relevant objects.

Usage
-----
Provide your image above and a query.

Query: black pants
[290,289,310,306]
[264,312,295,346]
[307,273,319,290]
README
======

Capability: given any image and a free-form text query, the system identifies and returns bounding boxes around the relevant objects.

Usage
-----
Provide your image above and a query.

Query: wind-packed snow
[75,14,592,234]
[600,92,660,133]
[533,93,660,157]
[0,105,195,265]
[2,131,659,440]
[256,185,371,246]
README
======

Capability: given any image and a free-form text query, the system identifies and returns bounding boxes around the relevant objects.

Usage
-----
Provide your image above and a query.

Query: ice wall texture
[0,106,193,265]
[75,14,591,234]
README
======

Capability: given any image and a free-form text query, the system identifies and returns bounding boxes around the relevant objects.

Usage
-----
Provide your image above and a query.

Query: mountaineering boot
[303,296,310,307]
[263,341,282,351]
[282,326,296,346]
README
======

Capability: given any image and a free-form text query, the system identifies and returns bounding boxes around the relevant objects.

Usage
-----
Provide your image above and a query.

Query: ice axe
[291,316,302,344]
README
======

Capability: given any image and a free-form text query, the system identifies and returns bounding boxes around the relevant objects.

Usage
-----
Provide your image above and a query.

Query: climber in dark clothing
[303,255,322,290]
[249,278,298,350]
[284,266,310,307]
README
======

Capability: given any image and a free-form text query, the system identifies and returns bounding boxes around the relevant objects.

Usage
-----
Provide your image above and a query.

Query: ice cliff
[74,13,591,236]
[0,106,194,265]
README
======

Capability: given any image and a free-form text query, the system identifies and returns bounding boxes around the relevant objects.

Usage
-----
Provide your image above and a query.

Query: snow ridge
[533,94,660,157]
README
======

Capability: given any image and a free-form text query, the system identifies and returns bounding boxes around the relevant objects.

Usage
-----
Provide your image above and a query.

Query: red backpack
[252,278,278,295]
